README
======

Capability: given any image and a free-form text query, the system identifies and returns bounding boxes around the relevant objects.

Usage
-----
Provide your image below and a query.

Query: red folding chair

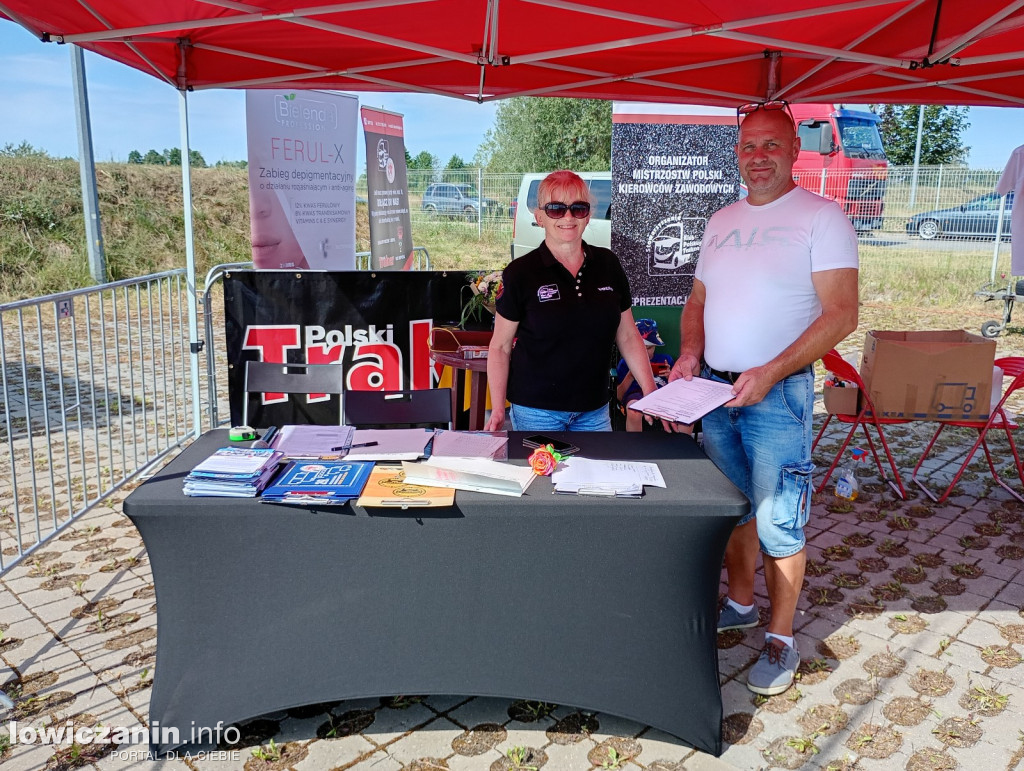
[911,356,1024,503]
[813,349,908,499]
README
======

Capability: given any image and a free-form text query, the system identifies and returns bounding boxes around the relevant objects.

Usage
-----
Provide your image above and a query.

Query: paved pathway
[2,413,1024,771]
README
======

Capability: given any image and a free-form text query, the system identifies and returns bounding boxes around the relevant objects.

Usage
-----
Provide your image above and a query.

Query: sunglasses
[736,99,793,126]
[542,201,591,219]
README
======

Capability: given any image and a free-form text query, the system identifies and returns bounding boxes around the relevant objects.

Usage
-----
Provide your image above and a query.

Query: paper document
[356,464,456,508]
[629,377,734,424]
[402,457,536,497]
[346,428,435,460]
[187,447,284,479]
[270,425,355,459]
[551,457,665,498]
[260,460,374,505]
[431,430,508,459]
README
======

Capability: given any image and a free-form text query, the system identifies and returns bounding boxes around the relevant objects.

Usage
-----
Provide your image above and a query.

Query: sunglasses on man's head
[542,201,591,219]
[736,99,792,126]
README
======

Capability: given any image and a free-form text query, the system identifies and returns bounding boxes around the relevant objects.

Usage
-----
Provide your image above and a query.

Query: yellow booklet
[356,464,455,508]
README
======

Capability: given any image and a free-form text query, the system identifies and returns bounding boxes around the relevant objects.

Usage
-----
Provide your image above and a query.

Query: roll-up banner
[361,107,414,270]
[224,271,465,426]
[611,103,741,308]
[245,90,359,270]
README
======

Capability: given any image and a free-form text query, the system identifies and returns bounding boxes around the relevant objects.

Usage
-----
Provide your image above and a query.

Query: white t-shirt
[996,145,1023,275]
[694,186,858,372]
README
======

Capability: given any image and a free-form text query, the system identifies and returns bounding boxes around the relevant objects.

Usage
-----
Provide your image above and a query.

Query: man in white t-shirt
[670,104,859,696]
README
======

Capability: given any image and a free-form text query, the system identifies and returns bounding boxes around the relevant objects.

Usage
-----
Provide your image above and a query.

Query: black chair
[242,361,346,427]
[344,388,453,429]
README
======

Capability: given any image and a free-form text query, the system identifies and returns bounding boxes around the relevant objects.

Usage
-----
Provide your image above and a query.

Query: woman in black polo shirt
[483,170,658,432]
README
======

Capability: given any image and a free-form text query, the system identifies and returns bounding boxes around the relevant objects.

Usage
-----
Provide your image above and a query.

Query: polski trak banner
[245,90,358,270]
[611,102,742,308]
[223,271,466,426]
[361,107,415,270]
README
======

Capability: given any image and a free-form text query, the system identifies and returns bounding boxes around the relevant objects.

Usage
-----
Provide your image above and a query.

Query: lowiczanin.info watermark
[6,719,243,760]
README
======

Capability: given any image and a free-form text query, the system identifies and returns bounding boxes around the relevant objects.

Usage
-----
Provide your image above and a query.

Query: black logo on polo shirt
[537,284,560,302]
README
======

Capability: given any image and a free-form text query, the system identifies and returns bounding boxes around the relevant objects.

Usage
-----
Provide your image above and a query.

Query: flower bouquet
[459,270,503,328]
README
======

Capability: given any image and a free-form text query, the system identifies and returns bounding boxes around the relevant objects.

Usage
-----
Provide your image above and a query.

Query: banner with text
[224,271,465,426]
[611,103,741,307]
[246,90,358,270]
[361,107,414,270]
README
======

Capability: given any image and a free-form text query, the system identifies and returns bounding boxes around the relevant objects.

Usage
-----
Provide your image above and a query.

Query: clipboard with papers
[550,457,666,498]
[628,376,735,424]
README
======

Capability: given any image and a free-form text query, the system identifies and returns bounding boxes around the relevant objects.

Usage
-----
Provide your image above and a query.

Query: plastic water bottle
[834,448,865,501]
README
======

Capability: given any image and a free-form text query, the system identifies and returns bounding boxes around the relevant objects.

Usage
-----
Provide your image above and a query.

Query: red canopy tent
[1,0,1023,107]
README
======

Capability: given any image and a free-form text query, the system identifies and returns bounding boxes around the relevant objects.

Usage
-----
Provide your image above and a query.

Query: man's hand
[483,407,505,432]
[726,365,775,407]
[669,353,700,382]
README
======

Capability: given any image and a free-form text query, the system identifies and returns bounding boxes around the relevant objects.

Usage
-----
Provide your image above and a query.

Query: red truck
[790,103,889,232]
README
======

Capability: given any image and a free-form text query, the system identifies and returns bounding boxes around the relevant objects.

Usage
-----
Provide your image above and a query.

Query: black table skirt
[123,430,748,756]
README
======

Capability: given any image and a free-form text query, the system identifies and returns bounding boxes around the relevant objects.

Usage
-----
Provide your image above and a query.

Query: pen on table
[252,425,277,449]
[331,441,379,451]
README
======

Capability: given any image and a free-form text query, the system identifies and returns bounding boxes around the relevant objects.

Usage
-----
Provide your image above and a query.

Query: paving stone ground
[3,401,1024,770]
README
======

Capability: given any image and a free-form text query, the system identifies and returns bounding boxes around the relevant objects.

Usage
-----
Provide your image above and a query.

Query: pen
[331,441,379,451]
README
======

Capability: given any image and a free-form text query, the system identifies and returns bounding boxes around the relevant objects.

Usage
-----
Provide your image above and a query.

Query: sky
[2,19,1022,170]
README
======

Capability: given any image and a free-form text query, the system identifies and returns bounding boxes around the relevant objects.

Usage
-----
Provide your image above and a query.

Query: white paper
[346,428,435,460]
[551,457,664,497]
[402,457,536,497]
[628,377,734,424]
[270,425,354,458]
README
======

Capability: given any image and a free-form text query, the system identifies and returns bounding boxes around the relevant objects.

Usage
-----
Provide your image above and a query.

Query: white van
[511,172,612,259]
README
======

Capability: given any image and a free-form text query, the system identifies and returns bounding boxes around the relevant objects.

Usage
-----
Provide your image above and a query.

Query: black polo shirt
[496,240,632,412]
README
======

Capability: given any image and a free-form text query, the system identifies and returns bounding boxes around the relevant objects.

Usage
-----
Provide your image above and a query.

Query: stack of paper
[551,457,666,498]
[430,430,508,460]
[346,429,436,461]
[183,447,284,497]
[260,460,374,505]
[402,456,536,497]
[269,425,355,459]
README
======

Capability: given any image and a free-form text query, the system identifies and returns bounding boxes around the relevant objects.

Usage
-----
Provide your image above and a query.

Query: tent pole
[69,45,107,283]
[178,87,202,438]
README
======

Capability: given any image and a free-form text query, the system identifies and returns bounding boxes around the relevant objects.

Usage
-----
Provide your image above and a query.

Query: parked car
[421,183,503,220]
[907,192,1013,240]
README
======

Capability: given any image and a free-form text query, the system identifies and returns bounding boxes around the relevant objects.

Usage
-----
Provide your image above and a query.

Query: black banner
[224,271,465,426]
[611,115,741,308]
[361,107,414,270]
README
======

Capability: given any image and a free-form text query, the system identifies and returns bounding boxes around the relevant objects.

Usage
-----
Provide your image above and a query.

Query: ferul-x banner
[611,103,741,307]
[224,271,465,426]
[361,107,414,270]
[245,90,359,270]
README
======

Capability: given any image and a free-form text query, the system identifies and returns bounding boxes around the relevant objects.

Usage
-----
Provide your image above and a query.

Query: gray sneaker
[747,638,800,696]
[717,601,759,632]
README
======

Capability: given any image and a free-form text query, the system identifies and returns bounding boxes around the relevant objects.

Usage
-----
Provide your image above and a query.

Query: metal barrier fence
[0,271,197,572]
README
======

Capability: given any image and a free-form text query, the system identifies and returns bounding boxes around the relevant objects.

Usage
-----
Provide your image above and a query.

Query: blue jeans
[509,403,612,432]
[701,369,815,558]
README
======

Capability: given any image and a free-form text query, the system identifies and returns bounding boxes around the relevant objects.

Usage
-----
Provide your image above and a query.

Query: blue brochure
[260,460,374,505]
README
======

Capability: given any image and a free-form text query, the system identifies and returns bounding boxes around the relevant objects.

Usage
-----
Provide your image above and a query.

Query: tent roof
[2,0,1023,107]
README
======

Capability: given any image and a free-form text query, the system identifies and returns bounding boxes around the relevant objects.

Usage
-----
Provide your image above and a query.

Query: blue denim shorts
[509,403,612,432]
[700,368,815,558]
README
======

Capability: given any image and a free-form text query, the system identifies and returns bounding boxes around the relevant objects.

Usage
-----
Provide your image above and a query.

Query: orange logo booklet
[356,464,455,508]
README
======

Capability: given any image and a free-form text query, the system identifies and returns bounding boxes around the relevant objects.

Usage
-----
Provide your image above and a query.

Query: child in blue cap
[616,319,675,432]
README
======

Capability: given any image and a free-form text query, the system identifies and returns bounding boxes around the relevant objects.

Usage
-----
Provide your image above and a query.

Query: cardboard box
[860,330,995,420]
[824,383,859,416]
